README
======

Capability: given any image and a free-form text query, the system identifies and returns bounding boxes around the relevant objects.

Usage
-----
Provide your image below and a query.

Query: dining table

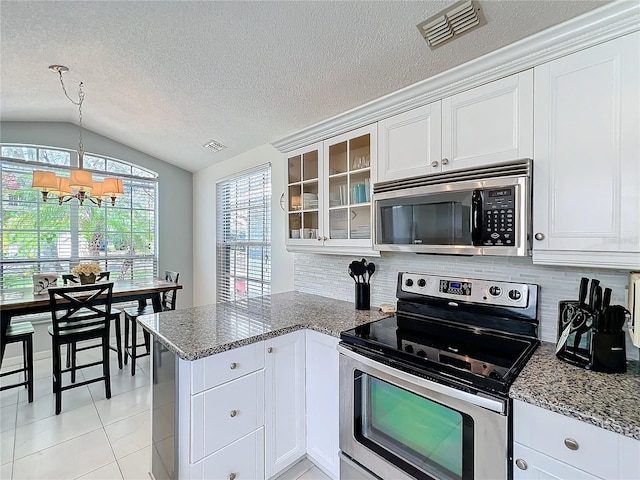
[0,277,183,362]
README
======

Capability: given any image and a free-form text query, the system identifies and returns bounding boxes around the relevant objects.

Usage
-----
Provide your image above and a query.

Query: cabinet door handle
[230,409,238,417]
[317,237,322,242]
[267,347,273,353]
[564,438,579,450]
[229,362,237,370]
[323,236,328,241]
[229,473,237,480]
[515,459,528,470]
[431,160,439,168]
[534,232,545,241]
[441,158,449,165]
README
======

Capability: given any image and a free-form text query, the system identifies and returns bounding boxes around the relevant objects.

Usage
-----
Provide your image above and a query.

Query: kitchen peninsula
[140,291,640,480]
[138,291,387,479]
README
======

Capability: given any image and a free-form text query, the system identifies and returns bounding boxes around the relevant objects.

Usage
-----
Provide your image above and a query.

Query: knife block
[589,331,627,373]
[556,300,593,368]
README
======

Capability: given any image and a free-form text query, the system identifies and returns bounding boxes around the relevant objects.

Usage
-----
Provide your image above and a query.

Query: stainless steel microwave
[373,159,532,256]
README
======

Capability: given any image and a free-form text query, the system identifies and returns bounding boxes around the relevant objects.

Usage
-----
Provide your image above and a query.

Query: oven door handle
[338,344,506,414]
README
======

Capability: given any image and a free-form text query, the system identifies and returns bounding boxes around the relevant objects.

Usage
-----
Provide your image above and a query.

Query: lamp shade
[103,178,124,197]
[90,181,105,198]
[69,169,93,191]
[51,177,72,197]
[32,171,58,191]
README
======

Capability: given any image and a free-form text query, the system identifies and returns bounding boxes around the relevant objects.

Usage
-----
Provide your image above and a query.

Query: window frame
[1,143,159,290]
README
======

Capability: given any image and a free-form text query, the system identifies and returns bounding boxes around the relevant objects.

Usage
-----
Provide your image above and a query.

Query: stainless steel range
[339,272,540,480]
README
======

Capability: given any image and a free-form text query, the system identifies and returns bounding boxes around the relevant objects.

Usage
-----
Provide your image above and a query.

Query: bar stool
[123,270,179,375]
[0,321,34,403]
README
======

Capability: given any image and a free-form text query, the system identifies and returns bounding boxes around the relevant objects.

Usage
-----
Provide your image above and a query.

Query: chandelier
[31,65,123,206]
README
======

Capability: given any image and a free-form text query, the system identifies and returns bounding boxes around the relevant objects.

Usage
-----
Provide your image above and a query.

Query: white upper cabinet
[441,71,533,171]
[532,32,640,269]
[377,70,533,183]
[284,125,378,255]
[377,102,442,181]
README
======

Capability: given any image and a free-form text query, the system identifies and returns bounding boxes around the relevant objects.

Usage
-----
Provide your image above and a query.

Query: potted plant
[71,262,102,284]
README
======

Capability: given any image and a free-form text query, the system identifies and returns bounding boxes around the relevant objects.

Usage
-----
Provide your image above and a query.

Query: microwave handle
[471,189,484,245]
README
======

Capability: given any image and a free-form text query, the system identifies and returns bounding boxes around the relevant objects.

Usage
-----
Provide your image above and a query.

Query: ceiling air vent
[203,139,227,152]
[417,0,486,50]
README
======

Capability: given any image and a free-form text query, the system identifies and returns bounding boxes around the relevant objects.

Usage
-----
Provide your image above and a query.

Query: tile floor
[1,347,330,480]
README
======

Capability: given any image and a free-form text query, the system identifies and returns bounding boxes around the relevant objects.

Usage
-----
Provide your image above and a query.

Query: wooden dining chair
[123,270,179,375]
[48,282,115,414]
[0,321,34,403]
[61,271,122,371]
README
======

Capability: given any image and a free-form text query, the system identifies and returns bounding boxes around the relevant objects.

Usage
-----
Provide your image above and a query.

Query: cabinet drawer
[191,341,264,394]
[514,400,620,478]
[190,427,264,480]
[191,370,264,462]
[513,442,600,480]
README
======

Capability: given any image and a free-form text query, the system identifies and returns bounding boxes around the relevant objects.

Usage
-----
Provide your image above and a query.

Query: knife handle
[602,288,612,309]
[594,286,602,311]
[578,277,589,307]
[588,279,600,311]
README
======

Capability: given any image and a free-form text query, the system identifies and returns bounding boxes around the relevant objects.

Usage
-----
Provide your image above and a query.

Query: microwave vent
[417,1,486,50]
[374,159,532,194]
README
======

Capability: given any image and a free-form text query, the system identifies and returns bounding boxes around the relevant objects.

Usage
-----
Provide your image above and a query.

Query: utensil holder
[355,283,370,310]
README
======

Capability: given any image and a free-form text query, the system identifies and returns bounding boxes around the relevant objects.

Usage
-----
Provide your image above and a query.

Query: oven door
[339,345,509,480]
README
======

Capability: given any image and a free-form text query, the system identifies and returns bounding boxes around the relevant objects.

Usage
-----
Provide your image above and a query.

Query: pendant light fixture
[31,65,123,206]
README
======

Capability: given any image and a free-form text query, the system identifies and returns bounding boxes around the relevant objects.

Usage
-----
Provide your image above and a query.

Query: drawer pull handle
[267,347,273,353]
[229,473,237,480]
[564,438,579,450]
[229,362,238,370]
[515,459,528,470]
[230,409,238,417]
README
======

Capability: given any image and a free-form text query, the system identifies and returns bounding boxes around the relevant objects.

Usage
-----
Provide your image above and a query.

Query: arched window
[0,144,158,289]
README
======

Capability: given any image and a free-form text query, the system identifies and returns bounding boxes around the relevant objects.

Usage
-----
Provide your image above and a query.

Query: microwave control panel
[479,187,516,246]
[400,273,529,308]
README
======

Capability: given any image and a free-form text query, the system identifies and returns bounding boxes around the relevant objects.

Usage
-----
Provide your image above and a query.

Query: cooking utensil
[366,262,376,284]
[348,267,357,283]
[349,260,367,284]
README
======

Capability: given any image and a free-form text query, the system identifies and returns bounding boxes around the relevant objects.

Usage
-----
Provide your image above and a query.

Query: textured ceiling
[0,0,610,172]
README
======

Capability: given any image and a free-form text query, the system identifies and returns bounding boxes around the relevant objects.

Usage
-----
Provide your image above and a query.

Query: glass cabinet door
[325,125,375,243]
[287,144,321,241]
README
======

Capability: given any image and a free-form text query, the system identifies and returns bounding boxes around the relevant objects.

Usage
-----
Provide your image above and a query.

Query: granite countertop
[510,342,640,440]
[137,291,388,361]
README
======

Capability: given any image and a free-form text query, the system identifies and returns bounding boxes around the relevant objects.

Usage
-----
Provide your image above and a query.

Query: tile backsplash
[294,252,638,359]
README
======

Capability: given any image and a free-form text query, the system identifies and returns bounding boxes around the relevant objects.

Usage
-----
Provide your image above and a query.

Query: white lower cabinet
[190,428,265,480]
[190,371,264,461]
[305,330,340,479]
[513,400,640,480]
[265,330,307,478]
[513,443,599,480]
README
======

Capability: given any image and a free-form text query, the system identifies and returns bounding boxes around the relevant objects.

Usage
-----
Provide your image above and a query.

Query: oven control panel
[400,273,529,308]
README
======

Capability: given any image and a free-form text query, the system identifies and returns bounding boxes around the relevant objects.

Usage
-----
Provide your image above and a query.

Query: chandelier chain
[57,71,85,158]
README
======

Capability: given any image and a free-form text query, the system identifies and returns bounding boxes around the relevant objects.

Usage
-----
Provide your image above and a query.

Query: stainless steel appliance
[339,272,540,480]
[373,159,532,256]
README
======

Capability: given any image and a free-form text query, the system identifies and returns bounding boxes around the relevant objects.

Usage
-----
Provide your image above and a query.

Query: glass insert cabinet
[285,124,377,253]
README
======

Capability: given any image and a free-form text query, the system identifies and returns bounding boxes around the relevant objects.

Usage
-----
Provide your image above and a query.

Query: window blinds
[216,166,271,303]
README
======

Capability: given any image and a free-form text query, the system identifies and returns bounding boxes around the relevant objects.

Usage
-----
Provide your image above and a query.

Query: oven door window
[355,372,473,480]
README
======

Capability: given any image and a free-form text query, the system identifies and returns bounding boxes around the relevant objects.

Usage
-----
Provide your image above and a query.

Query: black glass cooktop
[341,313,539,394]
